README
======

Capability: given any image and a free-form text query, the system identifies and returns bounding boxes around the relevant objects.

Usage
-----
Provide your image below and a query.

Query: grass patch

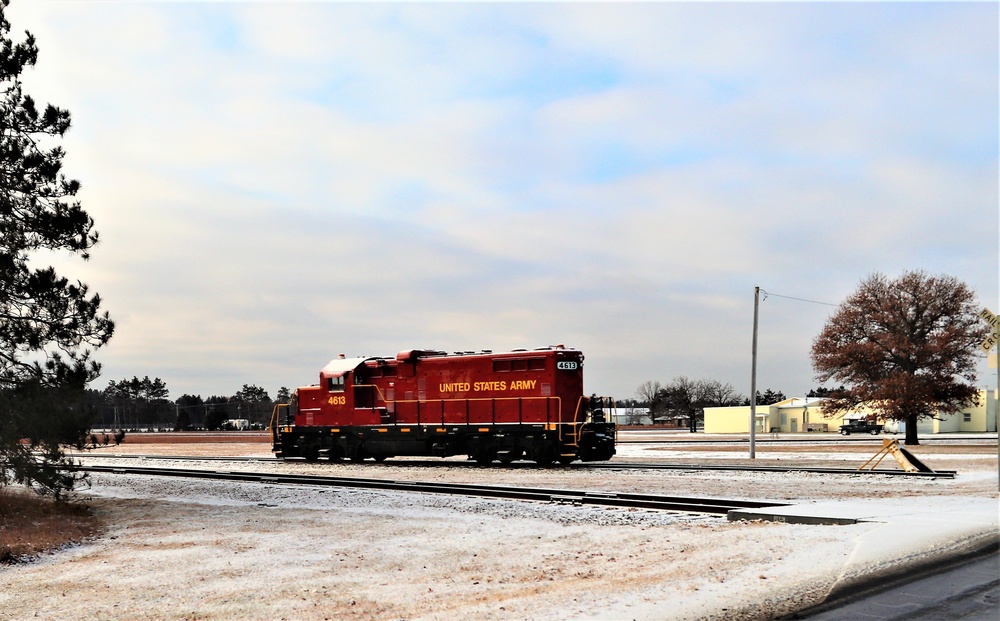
[0,487,101,564]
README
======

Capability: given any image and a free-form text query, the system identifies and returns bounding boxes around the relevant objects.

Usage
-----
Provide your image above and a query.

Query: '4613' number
[328,395,346,406]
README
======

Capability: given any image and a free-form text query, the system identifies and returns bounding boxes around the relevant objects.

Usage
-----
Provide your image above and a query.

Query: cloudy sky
[7,1,998,402]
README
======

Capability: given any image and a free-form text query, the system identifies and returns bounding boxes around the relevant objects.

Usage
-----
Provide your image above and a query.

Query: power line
[759,289,838,307]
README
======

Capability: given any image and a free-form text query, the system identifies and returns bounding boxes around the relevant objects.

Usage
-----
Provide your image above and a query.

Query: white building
[704,390,997,434]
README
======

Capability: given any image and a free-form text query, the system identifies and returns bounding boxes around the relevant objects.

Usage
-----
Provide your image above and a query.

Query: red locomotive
[269,345,616,464]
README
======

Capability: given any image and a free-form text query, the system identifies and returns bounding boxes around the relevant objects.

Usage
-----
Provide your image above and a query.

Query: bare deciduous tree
[634,381,661,406]
[651,377,744,431]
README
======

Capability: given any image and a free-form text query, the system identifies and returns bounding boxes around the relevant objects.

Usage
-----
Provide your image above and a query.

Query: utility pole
[750,286,760,459]
[978,307,999,486]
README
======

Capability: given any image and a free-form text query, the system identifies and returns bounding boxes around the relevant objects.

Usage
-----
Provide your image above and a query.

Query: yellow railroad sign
[980,307,999,353]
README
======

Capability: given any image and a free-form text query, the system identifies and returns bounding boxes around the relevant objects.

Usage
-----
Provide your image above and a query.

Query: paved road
[798,551,999,620]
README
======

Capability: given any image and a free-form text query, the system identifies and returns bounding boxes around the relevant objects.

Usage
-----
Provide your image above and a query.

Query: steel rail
[71,464,786,515]
[616,436,997,445]
[72,453,957,477]
[581,462,957,478]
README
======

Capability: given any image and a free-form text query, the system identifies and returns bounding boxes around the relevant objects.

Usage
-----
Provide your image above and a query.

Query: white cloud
[5,1,996,401]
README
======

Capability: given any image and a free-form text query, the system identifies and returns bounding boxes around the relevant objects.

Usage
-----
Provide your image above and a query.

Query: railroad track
[616,437,996,445]
[73,464,787,516]
[583,462,957,478]
[73,453,957,478]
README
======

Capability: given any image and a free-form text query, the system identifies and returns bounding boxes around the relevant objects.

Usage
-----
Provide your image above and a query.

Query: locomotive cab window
[327,375,346,392]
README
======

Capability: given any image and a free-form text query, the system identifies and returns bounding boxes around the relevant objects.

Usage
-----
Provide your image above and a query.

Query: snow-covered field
[0,437,995,620]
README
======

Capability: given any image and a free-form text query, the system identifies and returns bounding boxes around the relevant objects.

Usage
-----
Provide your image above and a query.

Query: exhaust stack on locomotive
[269,345,617,465]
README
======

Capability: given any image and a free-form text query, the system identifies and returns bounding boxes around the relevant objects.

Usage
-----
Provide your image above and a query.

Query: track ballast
[74,464,786,516]
[73,453,956,477]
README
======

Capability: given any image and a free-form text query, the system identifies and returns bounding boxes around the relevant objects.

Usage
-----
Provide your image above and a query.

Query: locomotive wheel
[532,442,560,465]
[302,443,320,462]
[473,449,496,466]
[498,448,521,464]
[533,449,554,466]
[347,438,366,462]
[558,456,575,466]
[373,455,388,462]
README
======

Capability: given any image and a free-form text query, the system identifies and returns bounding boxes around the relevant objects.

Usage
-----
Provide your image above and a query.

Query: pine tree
[0,2,114,497]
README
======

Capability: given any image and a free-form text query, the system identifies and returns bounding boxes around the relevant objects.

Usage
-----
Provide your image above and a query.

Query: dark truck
[839,419,884,435]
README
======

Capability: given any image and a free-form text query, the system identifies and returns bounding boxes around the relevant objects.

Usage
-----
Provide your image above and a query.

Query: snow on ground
[0,437,996,620]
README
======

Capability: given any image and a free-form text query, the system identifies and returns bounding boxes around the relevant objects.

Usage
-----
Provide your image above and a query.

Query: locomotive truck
[269,345,616,465]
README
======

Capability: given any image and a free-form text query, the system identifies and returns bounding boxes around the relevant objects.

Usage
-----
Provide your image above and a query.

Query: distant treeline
[83,376,291,432]
[615,378,842,429]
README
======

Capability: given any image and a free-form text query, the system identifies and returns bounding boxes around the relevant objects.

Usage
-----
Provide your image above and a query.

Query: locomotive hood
[320,357,370,378]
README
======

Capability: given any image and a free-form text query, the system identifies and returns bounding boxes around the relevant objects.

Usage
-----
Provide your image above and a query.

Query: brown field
[0,488,101,564]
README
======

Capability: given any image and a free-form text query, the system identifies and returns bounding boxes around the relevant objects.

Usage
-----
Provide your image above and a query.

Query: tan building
[703,389,998,434]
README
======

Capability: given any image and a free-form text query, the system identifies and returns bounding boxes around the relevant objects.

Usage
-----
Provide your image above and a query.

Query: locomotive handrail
[564,397,588,447]
[560,397,618,450]
[295,383,610,451]
[268,407,277,444]
[352,385,568,429]
[352,383,391,420]
[268,404,286,446]
[391,396,563,427]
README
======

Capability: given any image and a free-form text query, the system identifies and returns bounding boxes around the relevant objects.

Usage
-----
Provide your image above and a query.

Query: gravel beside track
[0,435,995,620]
